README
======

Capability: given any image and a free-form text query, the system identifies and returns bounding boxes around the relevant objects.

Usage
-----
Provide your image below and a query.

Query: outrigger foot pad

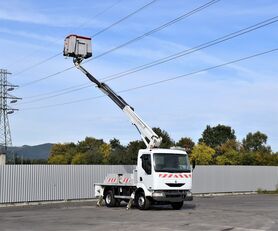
[96,196,104,207]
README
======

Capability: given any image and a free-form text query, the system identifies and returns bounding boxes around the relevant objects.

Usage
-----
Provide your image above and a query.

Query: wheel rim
[106,194,112,204]
[138,196,145,207]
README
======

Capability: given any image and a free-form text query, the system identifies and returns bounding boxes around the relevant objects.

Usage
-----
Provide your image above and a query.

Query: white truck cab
[137,148,192,193]
[135,148,193,209]
[64,35,194,210]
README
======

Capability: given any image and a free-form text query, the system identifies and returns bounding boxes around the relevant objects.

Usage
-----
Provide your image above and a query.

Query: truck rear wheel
[171,201,184,210]
[104,190,116,207]
[136,192,150,210]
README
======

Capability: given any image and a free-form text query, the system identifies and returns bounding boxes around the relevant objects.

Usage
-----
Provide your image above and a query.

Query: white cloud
[0,1,105,28]
[0,28,62,45]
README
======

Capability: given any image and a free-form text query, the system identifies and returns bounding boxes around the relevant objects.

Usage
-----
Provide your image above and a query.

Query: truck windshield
[154,153,191,173]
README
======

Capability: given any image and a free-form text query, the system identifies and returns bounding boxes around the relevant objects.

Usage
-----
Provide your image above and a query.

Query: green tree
[86,149,103,164]
[31,159,48,164]
[242,131,271,153]
[100,143,111,164]
[240,152,257,165]
[109,138,122,150]
[49,143,76,164]
[199,124,236,149]
[109,138,127,164]
[219,139,241,153]
[48,154,68,164]
[125,140,145,164]
[76,137,105,164]
[77,137,104,153]
[153,127,174,148]
[176,137,195,154]
[71,153,90,164]
[109,147,127,164]
[270,153,278,165]
[215,139,241,165]
[216,149,240,165]
[243,151,278,166]
[191,143,215,165]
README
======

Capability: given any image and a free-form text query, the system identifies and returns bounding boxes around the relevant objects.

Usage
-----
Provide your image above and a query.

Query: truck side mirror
[192,159,196,170]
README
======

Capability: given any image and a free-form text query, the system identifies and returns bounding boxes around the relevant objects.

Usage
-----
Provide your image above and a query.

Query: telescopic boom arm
[73,59,162,149]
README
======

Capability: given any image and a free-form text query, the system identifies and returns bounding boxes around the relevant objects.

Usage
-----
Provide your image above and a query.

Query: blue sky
[0,0,277,151]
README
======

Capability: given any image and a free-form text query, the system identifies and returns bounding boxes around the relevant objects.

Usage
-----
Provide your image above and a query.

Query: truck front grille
[164,190,188,198]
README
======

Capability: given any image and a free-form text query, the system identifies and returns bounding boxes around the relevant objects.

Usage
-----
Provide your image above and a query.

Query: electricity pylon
[0,69,21,164]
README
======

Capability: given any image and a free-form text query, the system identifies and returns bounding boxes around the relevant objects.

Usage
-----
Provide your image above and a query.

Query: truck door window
[141,154,151,175]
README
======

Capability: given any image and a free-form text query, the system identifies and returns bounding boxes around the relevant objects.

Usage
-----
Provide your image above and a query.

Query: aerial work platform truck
[63,34,194,210]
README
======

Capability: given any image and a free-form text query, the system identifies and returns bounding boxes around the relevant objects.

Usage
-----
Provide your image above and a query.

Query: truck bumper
[152,190,193,202]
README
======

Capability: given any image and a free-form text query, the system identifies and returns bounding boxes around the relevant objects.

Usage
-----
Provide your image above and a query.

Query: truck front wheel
[171,201,184,210]
[104,190,116,207]
[136,192,150,210]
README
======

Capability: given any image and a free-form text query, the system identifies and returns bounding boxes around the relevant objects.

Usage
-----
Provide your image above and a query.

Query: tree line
[47,125,278,166]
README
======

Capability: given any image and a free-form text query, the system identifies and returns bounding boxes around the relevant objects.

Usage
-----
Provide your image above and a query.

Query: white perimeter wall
[0,165,277,203]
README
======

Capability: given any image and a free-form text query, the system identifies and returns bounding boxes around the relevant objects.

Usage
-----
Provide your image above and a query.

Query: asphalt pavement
[0,194,277,231]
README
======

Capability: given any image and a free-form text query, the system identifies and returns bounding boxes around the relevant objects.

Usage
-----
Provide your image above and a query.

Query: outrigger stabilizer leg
[96,195,104,207]
[126,192,135,210]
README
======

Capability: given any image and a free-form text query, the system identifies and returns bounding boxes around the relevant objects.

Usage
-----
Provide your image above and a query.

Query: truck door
[138,154,153,190]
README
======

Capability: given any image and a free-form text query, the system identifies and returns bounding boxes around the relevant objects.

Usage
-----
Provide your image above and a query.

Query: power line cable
[24,83,89,99]
[12,53,62,77]
[19,66,75,88]
[91,0,158,38]
[8,0,123,70]
[19,47,278,110]
[11,0,156,77]
[68,0,124,32]
[20,15,278,104]
[84,0,221,62]
[10,0,124,73]
[22,84,92,104]
[102,15,278,82]
[19,0,221,88]
[119,48,277,91]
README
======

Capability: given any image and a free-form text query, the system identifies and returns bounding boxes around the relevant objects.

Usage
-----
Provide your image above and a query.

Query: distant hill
[7,143,53,160]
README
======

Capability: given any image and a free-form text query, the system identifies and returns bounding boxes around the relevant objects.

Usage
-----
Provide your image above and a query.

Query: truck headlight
[152,192,165,197]
[187,191,192,197]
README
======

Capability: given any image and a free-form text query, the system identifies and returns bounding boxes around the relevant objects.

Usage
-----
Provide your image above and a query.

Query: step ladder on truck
[63,34,195,210]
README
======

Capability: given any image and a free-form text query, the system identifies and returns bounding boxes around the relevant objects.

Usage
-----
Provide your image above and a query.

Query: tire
[115,199,121,207]
[136,192,150,210]
[171,201,184,210]
[104,190,116,207]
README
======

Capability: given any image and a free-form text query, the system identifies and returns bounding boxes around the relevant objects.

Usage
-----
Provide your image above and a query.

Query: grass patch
[257,188,278,194]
